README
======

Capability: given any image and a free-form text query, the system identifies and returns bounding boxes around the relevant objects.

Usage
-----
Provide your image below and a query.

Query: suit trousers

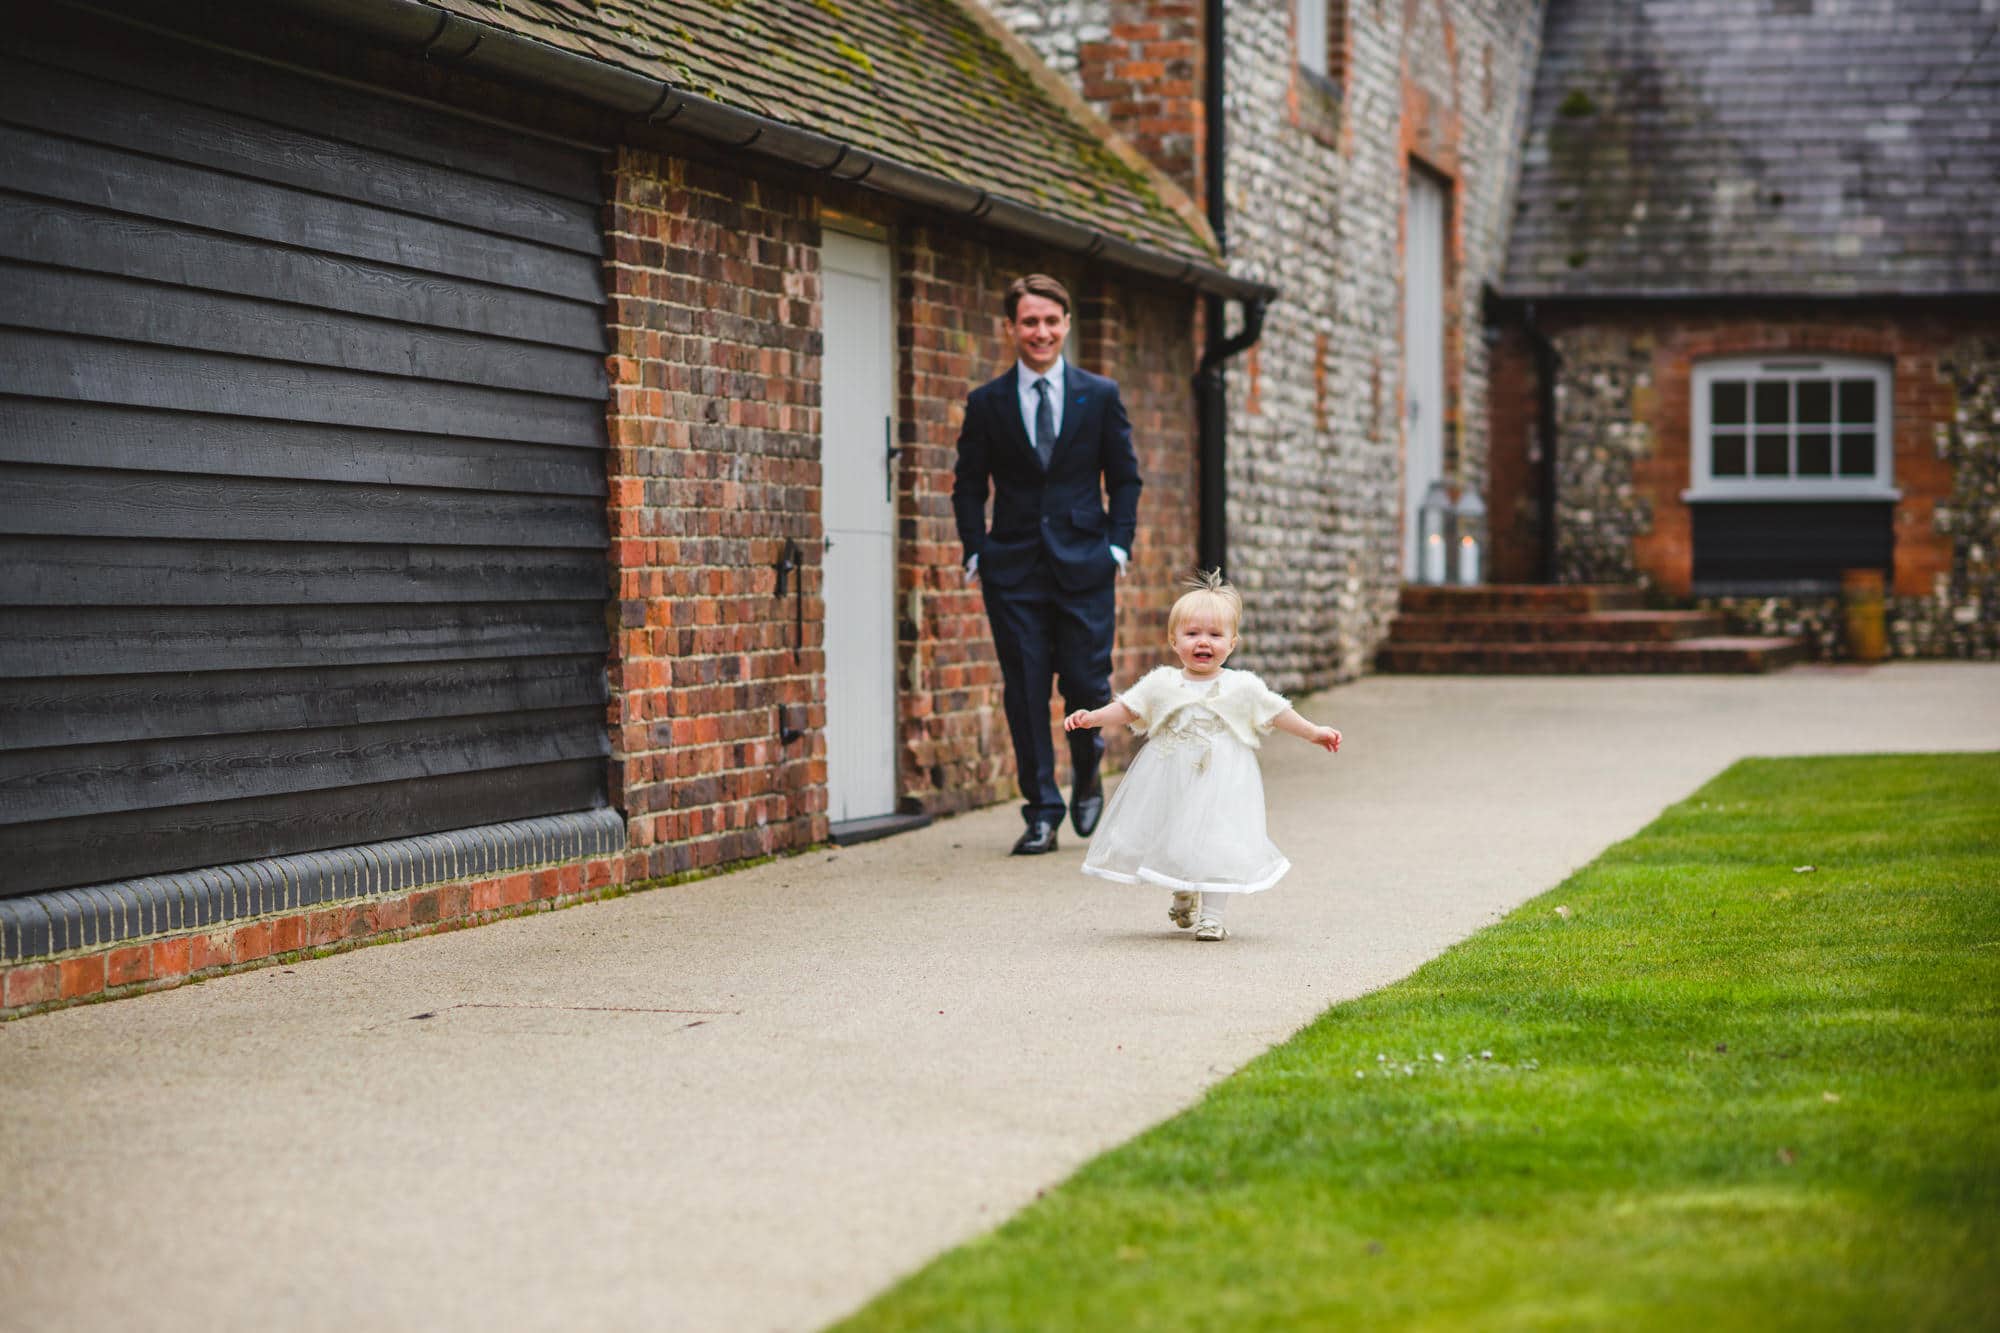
[982,556,1115,825]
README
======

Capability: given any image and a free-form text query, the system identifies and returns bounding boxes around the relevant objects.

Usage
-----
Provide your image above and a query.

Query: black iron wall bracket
[772,538,805,745]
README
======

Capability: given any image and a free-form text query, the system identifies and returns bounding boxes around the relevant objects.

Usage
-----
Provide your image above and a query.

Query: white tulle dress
[1081,665,1293,895]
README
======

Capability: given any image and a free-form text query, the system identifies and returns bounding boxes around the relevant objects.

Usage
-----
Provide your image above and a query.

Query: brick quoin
[1075,2,1207,201]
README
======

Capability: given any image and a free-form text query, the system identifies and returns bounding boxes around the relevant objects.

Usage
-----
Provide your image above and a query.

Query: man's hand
[1110,544,1129,579]
[964,555,979,586]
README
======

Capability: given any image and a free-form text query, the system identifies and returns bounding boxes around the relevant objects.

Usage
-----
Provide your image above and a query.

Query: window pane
[1839,433,1875,477]
[1755,433,1790,476]
[1712,433,1747,476]
[1711,381,1747,425]
[1754,381,1791,424]
[1797,379,1832,424]
[1838,378,1876,424]
[1797,432,1833,476]
[1297,0,1328,76]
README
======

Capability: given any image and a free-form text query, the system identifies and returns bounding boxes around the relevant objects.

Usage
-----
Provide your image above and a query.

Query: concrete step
[1388,609,1730,645]
[1397,584,1644,615]
[1375,636,1811,675]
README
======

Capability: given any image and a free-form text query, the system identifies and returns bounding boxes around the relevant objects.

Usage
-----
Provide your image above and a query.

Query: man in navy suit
[954,274,1141,854]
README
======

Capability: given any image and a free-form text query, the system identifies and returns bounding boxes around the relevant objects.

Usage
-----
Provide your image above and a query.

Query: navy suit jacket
[952,364,1142,593]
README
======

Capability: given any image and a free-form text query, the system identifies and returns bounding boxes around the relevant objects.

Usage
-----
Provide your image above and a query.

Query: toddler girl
[1063,571,1340,940]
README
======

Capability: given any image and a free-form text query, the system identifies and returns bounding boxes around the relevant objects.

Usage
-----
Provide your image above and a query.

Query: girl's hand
[1313,726,1341,753]
[1063,709,1097,732]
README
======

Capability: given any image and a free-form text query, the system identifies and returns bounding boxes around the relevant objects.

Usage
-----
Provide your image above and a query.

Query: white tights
[1199,891,1229,919]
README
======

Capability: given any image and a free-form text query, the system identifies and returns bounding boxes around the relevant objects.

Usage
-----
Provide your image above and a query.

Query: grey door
[0,12,611,893]
[819,233,899,824]
[1403,168,1448,579]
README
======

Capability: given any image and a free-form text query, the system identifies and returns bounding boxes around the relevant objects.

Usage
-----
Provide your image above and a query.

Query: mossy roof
[1506,0,2000,296]
[424,0,1215,266]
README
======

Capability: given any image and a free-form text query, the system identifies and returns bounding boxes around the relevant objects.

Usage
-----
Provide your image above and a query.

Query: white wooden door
[820,232,898,823]
[1403,169,1447,579]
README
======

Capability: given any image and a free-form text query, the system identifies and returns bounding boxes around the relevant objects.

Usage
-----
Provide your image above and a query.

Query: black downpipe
[1523,302,1562,584]
[1194,0,1267,576]
[1197,296,1266,574]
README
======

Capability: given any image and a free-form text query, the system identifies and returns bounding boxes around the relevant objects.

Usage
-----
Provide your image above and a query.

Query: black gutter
[284,0,1278,305]
[1193,0,1271,575]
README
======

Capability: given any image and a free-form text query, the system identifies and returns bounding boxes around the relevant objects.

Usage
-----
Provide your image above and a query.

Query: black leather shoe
[1070,778,1104,838]
[1011,820,1060,855]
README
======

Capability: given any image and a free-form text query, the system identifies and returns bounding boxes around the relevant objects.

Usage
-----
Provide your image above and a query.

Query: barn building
[0,0,1271,1009]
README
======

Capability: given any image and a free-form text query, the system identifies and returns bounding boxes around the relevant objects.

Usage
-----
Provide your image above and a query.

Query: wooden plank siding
[0,17,613,895]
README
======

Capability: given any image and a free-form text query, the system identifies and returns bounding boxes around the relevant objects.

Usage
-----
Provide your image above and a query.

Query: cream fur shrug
[1115,665,1292,749]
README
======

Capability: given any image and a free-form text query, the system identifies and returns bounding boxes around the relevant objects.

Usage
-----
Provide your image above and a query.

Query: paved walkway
[2,665,1995,1332]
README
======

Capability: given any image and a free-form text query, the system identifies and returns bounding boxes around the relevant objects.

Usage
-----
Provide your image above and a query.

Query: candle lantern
[1418,481,1452,585]
[1452,489,1487,586]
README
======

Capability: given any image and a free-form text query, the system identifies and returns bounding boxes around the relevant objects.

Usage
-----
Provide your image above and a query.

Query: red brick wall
[1484,323,1540,584]
[610,157,1199,840]
[894,226,1201,815]
[1637,314,1957,599]
[605,148,828,878]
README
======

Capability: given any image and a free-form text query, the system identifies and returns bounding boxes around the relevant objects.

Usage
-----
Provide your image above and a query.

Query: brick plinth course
[2,854,627,1020]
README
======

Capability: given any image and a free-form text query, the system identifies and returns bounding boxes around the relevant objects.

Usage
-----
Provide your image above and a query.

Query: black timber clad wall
[0,15,613,895]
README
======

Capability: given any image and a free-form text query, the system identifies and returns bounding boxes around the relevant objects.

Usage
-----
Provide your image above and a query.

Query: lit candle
[1424,532,1446,584]
[1458,534,1480,585]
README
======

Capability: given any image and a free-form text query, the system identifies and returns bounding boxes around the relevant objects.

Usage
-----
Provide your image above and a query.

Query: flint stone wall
[1547,326,1654,587]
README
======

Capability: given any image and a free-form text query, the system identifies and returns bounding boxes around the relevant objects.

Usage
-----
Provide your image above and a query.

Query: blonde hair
[1166,569,1242,643]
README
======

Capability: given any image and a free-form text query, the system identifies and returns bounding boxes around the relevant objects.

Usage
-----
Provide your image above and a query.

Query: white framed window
[1686,355,1898,501]
[1297,0,1329,79]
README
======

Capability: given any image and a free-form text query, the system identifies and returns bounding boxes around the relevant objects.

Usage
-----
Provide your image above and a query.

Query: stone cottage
[987,0,1547,690]
[0,0,1271,1010]
[1485,0,2000,658]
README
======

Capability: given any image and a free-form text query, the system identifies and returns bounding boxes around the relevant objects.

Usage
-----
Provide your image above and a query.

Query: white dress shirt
[1016,356,1065,446]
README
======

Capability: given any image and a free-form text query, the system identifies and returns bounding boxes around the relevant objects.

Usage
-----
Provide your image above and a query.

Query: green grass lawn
[836,754,2000,1332]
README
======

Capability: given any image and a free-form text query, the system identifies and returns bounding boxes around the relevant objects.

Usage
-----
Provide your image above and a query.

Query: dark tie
[1032,377,1055,467]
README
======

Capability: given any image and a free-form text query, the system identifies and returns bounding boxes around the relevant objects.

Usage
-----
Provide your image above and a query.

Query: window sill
[1290,64,1343,149]
[1681,486,1901,503]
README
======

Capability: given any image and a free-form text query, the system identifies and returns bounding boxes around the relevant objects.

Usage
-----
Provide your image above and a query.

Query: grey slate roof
[412,0,1217,269]
[1504,0,2000,297]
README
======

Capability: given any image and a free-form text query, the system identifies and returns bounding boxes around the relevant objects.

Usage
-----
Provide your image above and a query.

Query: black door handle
[773,537,803,657]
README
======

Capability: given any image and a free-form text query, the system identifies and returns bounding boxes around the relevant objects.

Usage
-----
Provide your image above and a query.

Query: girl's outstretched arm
[1272,708,1341,753]
[1064,700,1137,732]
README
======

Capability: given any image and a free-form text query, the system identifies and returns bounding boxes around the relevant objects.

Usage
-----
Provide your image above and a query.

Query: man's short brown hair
[1004,274,1072,320]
